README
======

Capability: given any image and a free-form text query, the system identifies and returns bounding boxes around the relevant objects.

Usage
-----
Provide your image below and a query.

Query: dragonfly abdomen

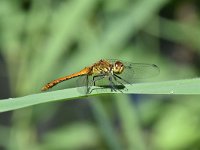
[41,67,91,91]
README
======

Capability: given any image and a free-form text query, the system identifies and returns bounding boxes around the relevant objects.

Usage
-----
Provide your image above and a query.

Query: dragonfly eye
[113,61,124,74]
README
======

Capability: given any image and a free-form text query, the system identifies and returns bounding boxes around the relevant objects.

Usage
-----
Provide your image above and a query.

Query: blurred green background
[1,0,200,150]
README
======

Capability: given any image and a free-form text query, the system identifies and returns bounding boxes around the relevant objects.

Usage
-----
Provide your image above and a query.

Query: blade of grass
[0,78,200,112]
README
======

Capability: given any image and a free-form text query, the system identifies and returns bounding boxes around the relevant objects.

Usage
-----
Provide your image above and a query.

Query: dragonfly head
[113,61,124,74]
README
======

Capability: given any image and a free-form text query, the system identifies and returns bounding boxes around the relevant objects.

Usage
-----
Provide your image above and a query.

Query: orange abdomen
[41,67,91,91]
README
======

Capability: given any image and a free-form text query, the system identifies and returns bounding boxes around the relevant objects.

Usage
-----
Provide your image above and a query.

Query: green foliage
[0,0,200,150]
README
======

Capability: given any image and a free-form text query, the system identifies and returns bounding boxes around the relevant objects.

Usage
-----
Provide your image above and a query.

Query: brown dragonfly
[41,59,159,94]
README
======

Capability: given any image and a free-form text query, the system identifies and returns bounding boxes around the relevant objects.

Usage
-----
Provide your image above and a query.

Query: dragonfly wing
[107,59,159,83]
[124,63,159,79]
[117,63,159,84]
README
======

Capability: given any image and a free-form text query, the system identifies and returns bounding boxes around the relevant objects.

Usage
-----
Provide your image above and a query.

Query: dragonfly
[41,59,159,94]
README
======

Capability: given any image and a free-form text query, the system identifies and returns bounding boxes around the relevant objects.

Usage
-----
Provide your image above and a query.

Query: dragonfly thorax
[113,61,124,74]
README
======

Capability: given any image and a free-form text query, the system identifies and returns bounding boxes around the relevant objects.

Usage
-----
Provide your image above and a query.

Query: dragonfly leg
[92,75,122,93]
[113,75,128,92]
[86,75,91,94]
[92,74,105,86]
[114,74,132,85]
[108,76,117,92]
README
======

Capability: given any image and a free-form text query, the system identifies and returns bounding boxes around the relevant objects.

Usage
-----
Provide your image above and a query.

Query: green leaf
[0,78,200,112]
